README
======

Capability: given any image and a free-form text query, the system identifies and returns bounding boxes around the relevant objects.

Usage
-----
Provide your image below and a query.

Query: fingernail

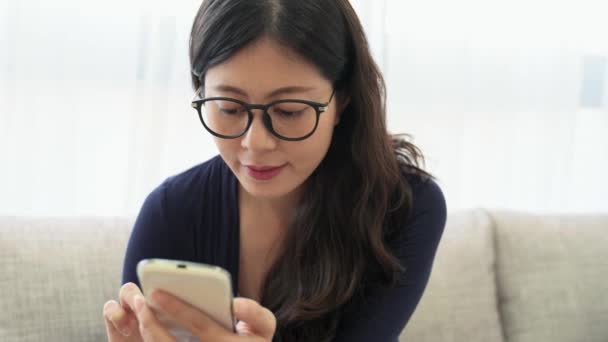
[104,302,123,322]
[110,309,124,322]
[134,295,145,313]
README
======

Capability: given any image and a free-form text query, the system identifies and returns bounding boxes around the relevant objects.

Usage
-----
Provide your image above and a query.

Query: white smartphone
[136,258,236,339]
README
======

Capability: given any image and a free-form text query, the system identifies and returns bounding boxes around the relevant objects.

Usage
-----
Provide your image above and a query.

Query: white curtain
[1,0,607,217]
[357,0,608,213]
[1,0,212,217]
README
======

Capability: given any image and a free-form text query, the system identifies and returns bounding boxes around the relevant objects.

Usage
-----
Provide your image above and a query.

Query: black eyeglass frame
[191,89,336,141]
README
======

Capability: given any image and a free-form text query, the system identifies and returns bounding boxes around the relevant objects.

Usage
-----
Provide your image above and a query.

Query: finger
[117,283,147,337]
[233,298,276,340]
[104,300,143,339]
[235,320,255,336]
[133,294,176,342]
[104,300,137,337]
[150,289,232,340]
[119,282,144,314]
[104,301,132,341]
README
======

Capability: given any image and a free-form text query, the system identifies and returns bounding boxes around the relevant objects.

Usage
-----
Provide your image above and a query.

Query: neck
[238,184,303,265]
[238,184,302,225]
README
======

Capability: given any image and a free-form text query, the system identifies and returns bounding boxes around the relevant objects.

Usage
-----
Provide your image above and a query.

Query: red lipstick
[244,164,286,181]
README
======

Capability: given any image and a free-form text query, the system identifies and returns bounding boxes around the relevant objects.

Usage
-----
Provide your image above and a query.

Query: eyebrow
[211,84,316,99]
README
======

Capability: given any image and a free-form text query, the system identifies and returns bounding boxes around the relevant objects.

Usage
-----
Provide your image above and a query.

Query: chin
[238,168,306,200]
[240,180,294,199]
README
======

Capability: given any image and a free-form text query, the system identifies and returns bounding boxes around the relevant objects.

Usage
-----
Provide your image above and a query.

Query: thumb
[233,298,276,340]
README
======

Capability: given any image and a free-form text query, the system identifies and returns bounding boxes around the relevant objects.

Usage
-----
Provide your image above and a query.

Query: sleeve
[121,178,185,288]
[332,179,447,342]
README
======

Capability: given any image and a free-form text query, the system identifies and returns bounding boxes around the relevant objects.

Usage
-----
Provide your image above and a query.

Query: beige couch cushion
[400,209,505,342]
[492,211,608,342]
[0,217,132,341]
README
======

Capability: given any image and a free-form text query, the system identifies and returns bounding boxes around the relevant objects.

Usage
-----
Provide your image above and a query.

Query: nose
[240,110,278,151]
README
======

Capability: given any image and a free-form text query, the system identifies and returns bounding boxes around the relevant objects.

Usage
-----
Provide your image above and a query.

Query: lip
[243,164,286,181]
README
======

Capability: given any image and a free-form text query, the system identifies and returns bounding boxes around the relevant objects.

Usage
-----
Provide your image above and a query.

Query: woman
[103,0,446,341]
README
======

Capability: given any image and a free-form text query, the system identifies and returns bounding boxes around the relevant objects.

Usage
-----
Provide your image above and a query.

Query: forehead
[204,37,329,95]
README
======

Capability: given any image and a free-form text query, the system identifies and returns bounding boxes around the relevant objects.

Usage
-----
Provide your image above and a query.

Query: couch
[1,209,607,341]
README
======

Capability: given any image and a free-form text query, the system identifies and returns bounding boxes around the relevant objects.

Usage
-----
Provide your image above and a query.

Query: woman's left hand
[132,289,276,341]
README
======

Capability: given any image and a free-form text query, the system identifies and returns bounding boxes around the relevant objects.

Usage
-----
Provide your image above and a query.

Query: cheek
[213,138,240,162]
[289,115,336,166]
[315,111,338,149]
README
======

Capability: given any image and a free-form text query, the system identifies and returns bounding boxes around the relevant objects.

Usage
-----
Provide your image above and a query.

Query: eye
[271,103,310,118]
[219,107,242,115]
[212,100,246,115]
[276,109,303,117]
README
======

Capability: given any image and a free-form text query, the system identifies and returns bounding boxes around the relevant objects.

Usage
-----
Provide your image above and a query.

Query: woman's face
[204,37,340,201]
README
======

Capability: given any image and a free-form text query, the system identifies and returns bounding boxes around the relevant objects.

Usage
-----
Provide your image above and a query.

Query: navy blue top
[122,155,446,341]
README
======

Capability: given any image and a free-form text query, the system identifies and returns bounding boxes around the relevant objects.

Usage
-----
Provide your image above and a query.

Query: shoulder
[123,156,234,284]
[162,155,231,199]
[385,172,447,259]
[404,172,447,225]
[163,155,229,194]
[148,155,234,216]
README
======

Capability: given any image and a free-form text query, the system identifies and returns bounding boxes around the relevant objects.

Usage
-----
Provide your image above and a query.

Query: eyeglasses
[191,89,335,141]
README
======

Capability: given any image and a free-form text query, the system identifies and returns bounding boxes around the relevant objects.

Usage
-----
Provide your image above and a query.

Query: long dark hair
[189,1,431,340]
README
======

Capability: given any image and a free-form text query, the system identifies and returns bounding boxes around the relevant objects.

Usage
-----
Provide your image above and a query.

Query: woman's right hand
[103,282,145,341]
